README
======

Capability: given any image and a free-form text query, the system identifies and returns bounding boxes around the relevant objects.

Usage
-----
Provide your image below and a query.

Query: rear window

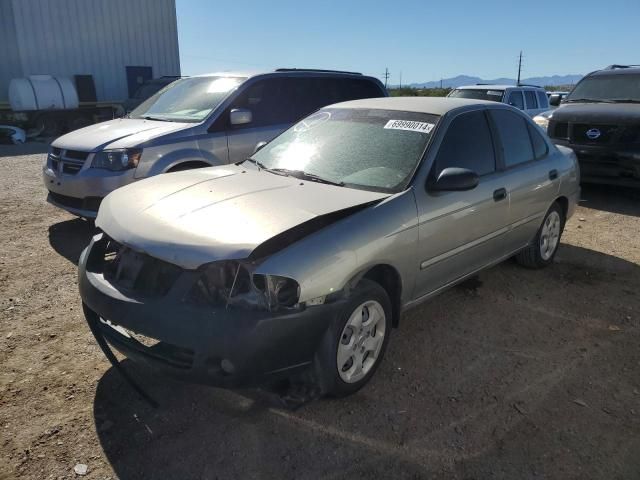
[449,88,504,102]
[508,91,525,110]
[536,91,549,109]
[524,90,538,109]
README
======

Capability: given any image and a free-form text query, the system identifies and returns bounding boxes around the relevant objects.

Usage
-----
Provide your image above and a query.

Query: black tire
[516,202,565,269]
[314,279,392,397]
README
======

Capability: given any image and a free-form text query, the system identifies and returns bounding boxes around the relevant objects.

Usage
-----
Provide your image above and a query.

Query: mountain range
[400,74,583,89]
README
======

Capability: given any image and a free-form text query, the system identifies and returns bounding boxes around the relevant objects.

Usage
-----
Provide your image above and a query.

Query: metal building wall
[0,0,23,104]
[3,0,180,103]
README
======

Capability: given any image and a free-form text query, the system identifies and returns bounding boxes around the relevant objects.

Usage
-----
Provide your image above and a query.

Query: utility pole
[440,78,443,89]
[517,51,523,86]
[383,67,390,88]
[399,71,402,89]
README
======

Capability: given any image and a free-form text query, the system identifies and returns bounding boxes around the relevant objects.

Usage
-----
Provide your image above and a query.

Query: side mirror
[253,141,267,154]
[429,167,479,192]
[548,95,561,107]
[230,108,252,126]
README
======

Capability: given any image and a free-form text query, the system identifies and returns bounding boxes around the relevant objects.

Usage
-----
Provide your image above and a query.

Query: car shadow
[48,218,96,265]
[579,184,640,217]
[91,244,640,479]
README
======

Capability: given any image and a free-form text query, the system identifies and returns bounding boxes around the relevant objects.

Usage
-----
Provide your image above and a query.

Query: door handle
[493,188,507,202]
[549,169,558,180]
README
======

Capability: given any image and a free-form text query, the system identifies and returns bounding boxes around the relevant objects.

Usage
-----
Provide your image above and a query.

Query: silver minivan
[43,69,387,218]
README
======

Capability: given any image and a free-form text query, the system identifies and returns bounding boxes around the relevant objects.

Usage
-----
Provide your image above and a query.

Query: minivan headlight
[91,148,142,171]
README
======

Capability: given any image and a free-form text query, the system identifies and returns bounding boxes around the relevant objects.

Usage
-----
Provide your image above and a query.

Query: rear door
[488,108,559,250]
[413,109,510,299]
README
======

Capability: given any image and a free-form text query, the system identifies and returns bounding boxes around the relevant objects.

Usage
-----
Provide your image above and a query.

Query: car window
[292,78,384,121]
[566,73,640,102]
[536,91,549,109]
[490,109,535,167]
[528,123,549,159]
[433,110,496,177]
[231,78,297,127]
[449,88,504,102]
[524,90,538,109]
[508,91,525,110]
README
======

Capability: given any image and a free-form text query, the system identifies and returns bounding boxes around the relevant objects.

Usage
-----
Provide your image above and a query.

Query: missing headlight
[185,261,300,312]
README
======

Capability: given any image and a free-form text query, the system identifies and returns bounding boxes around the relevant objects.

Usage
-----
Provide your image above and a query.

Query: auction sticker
[384,119,435,134]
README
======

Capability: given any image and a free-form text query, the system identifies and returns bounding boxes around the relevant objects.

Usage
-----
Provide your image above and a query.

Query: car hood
[51,118,193,152]
[96,165,390,269]
[549,103,640,124]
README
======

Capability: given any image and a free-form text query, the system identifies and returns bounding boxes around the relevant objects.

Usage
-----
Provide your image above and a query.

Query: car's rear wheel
[314,279,391,397]
[516,202,565,268]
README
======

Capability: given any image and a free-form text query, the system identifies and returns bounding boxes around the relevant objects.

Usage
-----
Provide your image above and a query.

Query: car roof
[330,97,495,115]
[591,67,640,76]
[192,69,371,79]
[456,84,543,90]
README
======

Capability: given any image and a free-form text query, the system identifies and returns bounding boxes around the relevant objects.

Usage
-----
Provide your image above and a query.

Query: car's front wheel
[516,202,565,268]
[315,279,392,397]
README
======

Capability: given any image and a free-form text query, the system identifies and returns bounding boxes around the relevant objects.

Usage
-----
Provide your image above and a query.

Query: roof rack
[275,68,362,75]
[605,64,640,70]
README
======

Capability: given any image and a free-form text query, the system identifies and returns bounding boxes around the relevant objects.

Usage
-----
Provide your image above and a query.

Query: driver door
[413,109,510,299]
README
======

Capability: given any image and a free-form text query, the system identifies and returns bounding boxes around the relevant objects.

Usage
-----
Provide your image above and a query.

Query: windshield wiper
[239,157,289,176]
[141,115,172,122]
[270,169,345,186]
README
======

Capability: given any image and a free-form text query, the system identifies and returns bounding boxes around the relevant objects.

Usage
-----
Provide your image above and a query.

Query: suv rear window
[508,91,525,110]
[536,91,549,109]
[449,89,504,102]
[524,91,538,109]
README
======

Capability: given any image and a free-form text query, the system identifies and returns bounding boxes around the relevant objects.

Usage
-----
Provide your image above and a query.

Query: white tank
[9,75,79,111]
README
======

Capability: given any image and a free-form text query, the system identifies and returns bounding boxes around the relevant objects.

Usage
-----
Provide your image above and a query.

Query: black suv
[546,65,640,187]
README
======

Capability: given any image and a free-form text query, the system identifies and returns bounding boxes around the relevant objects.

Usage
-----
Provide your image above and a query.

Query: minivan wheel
[314,279,392,397]
[516,202,565,269]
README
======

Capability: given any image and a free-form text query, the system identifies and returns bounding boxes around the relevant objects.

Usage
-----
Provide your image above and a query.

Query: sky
[176,0,640,85]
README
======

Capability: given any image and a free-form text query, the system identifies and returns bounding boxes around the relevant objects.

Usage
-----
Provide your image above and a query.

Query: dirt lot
[1,143,639,480]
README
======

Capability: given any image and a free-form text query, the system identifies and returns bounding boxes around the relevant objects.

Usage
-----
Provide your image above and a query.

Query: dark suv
[545,65,640,187]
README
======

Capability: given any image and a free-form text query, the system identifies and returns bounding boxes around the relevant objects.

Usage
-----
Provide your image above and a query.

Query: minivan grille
[48,148,90,175]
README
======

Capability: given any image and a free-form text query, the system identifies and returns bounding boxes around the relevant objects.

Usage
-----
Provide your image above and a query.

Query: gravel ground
[1,143,639,480]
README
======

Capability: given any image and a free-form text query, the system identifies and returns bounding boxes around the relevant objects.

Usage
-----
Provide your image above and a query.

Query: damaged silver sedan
[79,97,580,397]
